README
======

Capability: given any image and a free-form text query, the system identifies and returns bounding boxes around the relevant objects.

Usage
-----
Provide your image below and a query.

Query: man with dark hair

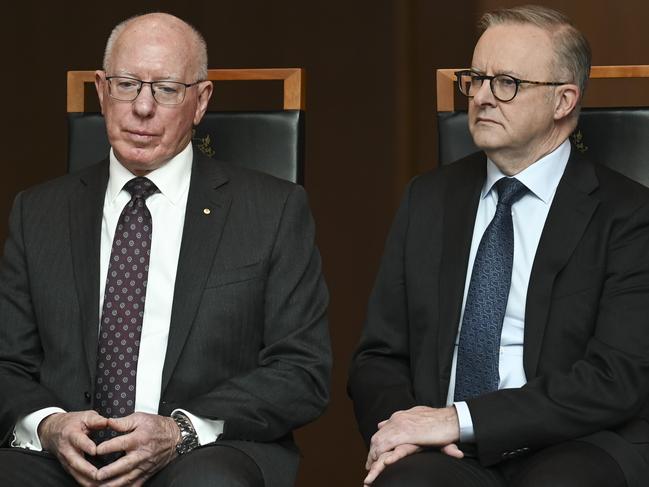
[0,12,330,487]
[349,5,649,486]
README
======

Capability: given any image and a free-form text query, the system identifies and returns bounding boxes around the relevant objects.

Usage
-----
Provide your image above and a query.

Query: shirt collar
[107,143,193,206]
[482,139,571,205]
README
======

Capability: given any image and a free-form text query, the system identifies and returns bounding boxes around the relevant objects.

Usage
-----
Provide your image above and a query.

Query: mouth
[474,117,500,126]
[124,129,159,143]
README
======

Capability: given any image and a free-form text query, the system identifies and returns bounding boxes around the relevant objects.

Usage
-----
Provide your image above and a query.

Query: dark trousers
[373,439,635,487]
[0,444,264,487]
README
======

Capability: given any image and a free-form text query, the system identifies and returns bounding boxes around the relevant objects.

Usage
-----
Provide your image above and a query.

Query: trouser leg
[146,444,265,487]
[0,448,76,487]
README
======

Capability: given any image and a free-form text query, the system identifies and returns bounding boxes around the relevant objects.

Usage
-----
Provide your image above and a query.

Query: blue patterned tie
[454,177,528,402]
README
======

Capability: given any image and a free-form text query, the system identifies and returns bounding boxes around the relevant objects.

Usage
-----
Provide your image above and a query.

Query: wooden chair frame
[436,65,649,112]
[67,68,306,112]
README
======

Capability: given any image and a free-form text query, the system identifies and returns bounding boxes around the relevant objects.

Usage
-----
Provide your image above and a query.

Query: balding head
[103,13,208,82]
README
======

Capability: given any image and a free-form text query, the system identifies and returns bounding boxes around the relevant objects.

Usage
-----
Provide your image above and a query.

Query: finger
[96,451,141,481]
[69,431,99,456]
[441,443,464,459]
[106,415,136,433]
[383,444,420,465]
[96,432,135,456]
[377,419,388,428]
[83,411,109,430]
[365,452,374,471]
[60,447,99,483]
[369,437,395,463]
[363,455,387,485]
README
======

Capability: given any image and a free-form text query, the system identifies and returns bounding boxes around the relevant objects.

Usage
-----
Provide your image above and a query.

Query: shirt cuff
[12,407,66,450]
[453,401,475,443]
[173,408,224,446]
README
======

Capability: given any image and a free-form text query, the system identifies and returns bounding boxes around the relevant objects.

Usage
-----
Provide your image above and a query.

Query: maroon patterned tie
[92,177,158,453]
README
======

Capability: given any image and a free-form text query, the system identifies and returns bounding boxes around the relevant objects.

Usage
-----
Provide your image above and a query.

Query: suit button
[84,391,91,402]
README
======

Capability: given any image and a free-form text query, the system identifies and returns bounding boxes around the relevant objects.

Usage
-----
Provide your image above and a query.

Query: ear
[553,83,580,121]
[95,70,107,115]
[193,80,214,125]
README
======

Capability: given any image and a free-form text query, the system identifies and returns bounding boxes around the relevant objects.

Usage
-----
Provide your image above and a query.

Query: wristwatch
[171,411,200,455]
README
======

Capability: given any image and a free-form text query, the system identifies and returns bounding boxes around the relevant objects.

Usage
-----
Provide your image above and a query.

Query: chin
[115,148,164,174]
[470,129,504,152]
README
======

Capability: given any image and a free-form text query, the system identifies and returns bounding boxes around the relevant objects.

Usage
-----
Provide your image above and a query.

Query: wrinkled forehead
[472,23,556,78]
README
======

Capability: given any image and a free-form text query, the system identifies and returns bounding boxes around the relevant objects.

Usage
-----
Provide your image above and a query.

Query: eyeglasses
[105,75,202,105]
[455,70,568,102]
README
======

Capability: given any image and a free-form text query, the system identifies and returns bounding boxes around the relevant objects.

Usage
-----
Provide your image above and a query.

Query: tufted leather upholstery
[437,108,649,188]
[66,69,306,184]
[67,111,305,183]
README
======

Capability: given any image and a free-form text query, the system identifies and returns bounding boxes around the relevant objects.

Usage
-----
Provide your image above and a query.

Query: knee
[166,470,257,487]
[160,446,264,487]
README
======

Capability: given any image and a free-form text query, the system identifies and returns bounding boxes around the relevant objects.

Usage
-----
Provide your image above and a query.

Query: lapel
[523,149,599,377]
[437,153,486,398]
[160,153,231,393]
[69,161,109,381]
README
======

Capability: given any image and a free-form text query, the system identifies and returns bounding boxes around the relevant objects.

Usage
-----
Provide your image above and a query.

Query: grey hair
[479,5,591,102]
[103,13,208,82]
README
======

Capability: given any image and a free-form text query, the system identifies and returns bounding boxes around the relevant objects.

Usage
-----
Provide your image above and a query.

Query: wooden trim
[589,65,649,79]
[67,71,97,112]
[67,67,306,112]
[435,65,649,112]
[436,68,462,112]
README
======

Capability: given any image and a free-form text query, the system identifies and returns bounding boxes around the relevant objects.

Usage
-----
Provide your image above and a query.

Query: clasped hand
[39,410,180,487]
[364,405,463,486]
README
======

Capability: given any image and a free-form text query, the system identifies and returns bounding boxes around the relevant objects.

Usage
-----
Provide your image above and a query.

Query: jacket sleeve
[0,192,65,446]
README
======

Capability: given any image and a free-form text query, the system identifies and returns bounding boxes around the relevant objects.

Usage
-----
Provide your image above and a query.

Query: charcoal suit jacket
[0,150,331,486]
[349,148,649,484]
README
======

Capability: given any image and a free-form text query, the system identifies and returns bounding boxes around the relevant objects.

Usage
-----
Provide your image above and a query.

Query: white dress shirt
[448,140,571,442]
[13,143,222,449]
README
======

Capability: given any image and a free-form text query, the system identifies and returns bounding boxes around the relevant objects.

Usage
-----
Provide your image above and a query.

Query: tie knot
[495,177,527,207]
[124,177,159,201]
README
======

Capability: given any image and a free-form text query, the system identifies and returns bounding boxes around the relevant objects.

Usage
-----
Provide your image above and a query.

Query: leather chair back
[436,66,649,187]
[67,69,306,184]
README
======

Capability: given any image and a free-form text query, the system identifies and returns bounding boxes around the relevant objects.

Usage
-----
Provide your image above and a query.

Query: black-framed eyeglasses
[455,70,568,102]
[105,75,202,105]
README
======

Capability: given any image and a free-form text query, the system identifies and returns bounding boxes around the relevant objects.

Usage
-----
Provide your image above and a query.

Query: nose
[132,84,156,117]
[472,78,497,107]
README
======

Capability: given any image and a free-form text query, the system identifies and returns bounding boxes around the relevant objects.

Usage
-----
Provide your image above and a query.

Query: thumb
[441,443,464,459]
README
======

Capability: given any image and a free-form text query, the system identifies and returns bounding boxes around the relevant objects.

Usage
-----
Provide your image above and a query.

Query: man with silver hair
[350,5,649,486]
[0,12,330,487]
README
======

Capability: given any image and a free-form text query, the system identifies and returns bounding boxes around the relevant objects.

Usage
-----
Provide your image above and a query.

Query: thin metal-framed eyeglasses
[105,75,202,105]
[455,70,568,102]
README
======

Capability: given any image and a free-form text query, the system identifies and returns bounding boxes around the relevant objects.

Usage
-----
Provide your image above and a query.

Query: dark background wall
[2,1,648,485]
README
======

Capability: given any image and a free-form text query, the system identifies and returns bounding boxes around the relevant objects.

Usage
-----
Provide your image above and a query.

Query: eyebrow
[114,70,183,81]
[470,67,524,78]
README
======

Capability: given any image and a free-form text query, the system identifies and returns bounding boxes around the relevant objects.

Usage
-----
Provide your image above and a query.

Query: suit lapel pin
[203,208,211,215]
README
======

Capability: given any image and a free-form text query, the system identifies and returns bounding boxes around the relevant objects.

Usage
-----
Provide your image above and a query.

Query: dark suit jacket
[0,151,331,486]
[349,149,649,483]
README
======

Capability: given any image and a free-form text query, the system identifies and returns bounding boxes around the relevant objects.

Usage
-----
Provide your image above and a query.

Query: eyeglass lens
[108,77,187,105]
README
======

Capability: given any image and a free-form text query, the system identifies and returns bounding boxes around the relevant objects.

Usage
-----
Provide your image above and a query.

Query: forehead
[110,20,194,79]
[472,23,555,77]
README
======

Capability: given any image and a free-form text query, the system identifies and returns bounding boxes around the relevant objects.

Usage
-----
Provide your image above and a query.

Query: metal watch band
[171,411,199,455]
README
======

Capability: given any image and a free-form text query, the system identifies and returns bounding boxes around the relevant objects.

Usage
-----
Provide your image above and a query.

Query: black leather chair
[436,65,649,187]
[67,68,305,184]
